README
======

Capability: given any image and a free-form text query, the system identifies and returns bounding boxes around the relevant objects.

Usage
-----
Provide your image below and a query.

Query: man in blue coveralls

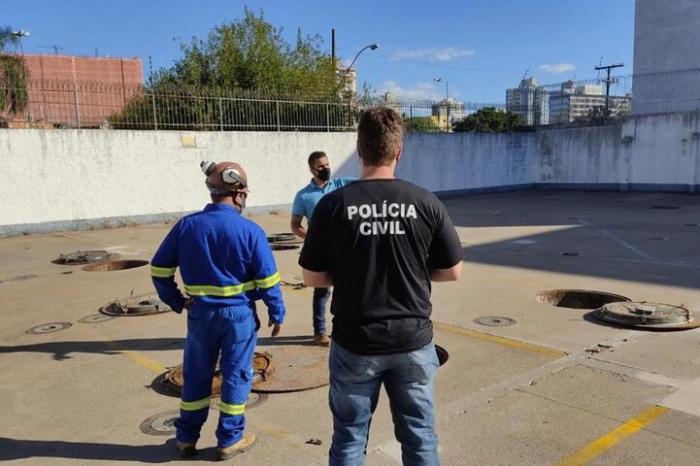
[291,151,354,346]
[151,160,286,460]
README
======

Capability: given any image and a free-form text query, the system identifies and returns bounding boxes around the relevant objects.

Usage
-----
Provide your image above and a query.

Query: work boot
[175,440,197,458]
[314,334,331,347]
[217,432,256,460]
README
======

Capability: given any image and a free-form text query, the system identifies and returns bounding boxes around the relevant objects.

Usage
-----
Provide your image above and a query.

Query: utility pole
[594,63,624,120]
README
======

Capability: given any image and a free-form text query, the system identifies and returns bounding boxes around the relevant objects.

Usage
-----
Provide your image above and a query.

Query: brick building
[4,54,143,127]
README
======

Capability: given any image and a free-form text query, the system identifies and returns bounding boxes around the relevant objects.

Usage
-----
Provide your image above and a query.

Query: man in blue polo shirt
[291,151,354,346]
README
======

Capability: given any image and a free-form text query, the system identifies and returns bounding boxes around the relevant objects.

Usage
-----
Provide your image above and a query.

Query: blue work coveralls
[151,203,286,448]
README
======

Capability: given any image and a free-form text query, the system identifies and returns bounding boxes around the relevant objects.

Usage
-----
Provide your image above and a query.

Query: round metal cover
[252,345,329,393]
[163,352,275,397]
[53,250,115,265]
[77,313,116,324]
[26,322,72,334]
[99,294,172,317]
[140,409,179,436]
[593,301,700,330]
[474,316,516,327]
[267,233,296,243]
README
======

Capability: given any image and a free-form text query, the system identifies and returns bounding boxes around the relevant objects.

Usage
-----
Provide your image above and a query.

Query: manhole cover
[77,313,116,324]
[163,352,274,397]
[535,289,630,309]
[139,410,179,436]
[26,322,72,334]
[99,294,172,316]
[53,250,115,265]
[83,260,149,272]
[473,316,516,327]
[435,344,449,366]
[270,244,300,251]
[267,233,297,243]
[592,301,700,330]
[281,280,306,290]
[252,345,329,393]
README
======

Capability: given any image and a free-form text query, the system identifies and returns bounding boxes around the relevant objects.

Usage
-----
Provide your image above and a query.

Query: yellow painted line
[121,350,167,374]
[557,405,669,466]
[434,321,566,358]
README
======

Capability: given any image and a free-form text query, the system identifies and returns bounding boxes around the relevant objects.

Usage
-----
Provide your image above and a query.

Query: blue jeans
[175,303,257,448]
[329,342,440,466]
[313,287,330,335]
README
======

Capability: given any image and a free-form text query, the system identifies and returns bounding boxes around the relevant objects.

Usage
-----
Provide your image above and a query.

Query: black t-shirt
[298,178,463,355]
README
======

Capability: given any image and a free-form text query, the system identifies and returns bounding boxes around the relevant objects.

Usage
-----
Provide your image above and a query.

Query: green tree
[0,26,29,115]
[452,107,524,133]
[111,7,349,130]
[404,116,440,132]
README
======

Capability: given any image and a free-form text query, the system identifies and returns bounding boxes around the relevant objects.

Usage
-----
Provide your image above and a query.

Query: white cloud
[539,63,576,74]
[390,47,475,62]
[378,80,443,100]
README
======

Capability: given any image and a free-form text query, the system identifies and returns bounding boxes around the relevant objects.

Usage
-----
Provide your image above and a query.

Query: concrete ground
[1,190,700,465]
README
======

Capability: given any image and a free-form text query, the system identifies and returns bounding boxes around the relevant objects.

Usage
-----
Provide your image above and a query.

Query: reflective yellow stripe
[255,272,281,289]
[151,265,177,278]
[219,401,245,415]
[184,282,255,297]
[181,397,210,411]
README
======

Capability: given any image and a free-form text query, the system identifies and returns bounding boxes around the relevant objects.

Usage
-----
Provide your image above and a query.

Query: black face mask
[316,168,331,182]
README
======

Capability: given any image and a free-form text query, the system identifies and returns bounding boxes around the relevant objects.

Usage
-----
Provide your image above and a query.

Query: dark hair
[308,151,327,166]
[357,106,404,166]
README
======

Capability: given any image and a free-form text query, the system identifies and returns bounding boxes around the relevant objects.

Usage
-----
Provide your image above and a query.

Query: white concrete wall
[633,0,700,114]
[397,133,535,193]
[537,112,700,190]
[0,130,358,234]
[2,111,699,235]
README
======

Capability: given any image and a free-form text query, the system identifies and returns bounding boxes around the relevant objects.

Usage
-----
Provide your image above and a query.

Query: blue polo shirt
[292,177,355,220]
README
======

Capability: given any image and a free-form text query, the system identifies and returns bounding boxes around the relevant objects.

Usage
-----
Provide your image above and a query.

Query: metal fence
[2,68,700,132]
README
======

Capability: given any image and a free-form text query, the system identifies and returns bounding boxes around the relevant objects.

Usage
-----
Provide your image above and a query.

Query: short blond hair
[357,106,404,166]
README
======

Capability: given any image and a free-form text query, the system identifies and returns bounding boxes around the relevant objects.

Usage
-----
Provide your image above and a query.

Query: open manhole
[435,344,449,366]
[83,259,149,272]
[474,316,516,327]
[270,244,300,251]
[53,250,116,265]
[267,233,297,243]
[535,289,630,309]
[592,301,700,330]
[99,294,172,317]
[26,322,72,334]
[77,313,116,324]
[163,352,275,397]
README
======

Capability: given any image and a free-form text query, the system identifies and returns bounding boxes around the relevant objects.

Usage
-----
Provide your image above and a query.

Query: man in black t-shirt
[299,106,463,466]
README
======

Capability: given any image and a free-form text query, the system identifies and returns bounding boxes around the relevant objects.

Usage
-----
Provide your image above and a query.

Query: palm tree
[0,26,29,116]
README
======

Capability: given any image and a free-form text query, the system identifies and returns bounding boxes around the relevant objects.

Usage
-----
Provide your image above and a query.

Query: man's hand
[268,319,283,337]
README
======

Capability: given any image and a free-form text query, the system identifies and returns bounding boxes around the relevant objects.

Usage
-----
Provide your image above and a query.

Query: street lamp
[344,43,379,72]
[433,77,450,131]
[11,30,30,54]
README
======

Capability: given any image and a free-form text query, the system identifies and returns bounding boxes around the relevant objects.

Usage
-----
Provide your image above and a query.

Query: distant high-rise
[549,81,631,124]
[506,78,549,125]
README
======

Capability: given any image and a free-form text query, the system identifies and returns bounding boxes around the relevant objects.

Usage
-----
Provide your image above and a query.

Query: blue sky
[4,0,635,102]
